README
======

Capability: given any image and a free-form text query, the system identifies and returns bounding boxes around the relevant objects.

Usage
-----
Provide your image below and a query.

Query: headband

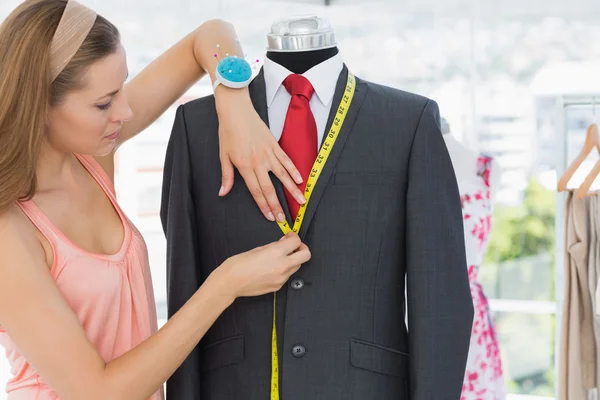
[49,0,97,82]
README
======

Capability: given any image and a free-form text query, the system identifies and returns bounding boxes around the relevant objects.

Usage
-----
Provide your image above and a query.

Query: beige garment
[559,192,597,400]
[588,197,600,387]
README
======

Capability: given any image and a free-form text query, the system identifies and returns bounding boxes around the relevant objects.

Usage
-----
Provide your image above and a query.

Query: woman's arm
[103,19,304,222]
[0,208,309,400]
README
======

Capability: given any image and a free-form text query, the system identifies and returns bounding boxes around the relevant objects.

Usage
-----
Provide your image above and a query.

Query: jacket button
[292,344,306,358]
[291,278,304,290]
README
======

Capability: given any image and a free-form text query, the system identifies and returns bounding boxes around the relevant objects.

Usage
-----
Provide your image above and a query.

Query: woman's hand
[215,87,307,223]
[209,233,311,300]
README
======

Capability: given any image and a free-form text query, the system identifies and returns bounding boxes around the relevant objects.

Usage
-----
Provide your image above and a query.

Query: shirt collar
[263,52,343,107]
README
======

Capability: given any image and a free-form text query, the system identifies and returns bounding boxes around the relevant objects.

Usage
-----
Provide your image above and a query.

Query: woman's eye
[97,101,112,111]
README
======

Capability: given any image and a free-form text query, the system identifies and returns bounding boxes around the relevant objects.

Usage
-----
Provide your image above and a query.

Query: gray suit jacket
[160,66,473,400]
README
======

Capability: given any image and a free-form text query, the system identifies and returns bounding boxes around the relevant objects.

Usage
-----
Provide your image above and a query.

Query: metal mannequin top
[266,16,337,52]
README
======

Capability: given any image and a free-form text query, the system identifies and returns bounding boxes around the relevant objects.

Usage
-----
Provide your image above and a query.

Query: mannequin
[161,16,473,400]
[442,118,506,399]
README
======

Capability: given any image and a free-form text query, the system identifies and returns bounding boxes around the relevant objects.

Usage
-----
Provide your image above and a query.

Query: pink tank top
[0,154,164,400]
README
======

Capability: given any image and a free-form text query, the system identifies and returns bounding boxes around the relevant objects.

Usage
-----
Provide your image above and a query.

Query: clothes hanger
[557,97,599,194]
[577,98,600,198]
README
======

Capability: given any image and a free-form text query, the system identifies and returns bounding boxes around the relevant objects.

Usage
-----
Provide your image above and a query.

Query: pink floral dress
[459,155,506,400]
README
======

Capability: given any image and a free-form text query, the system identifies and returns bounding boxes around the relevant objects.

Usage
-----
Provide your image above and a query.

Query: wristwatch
[213,56,253,91]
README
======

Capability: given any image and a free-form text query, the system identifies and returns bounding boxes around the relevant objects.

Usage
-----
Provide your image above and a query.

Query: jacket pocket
[201,335,244,373]
[350,338,408,378]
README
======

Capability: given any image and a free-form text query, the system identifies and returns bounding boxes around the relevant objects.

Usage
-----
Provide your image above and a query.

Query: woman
[0,1,310,399]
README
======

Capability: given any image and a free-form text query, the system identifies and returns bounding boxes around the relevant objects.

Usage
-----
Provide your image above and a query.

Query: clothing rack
[554,94,600,395]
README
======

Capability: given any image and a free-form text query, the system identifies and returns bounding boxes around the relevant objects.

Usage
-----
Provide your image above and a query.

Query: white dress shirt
[263,53,343,150]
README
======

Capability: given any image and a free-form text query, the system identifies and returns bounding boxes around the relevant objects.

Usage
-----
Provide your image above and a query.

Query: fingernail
[277,213,285,222]
[297,194,306,204]
[296,174,303,183]
[219,186,225,196]
[267,212,275,221]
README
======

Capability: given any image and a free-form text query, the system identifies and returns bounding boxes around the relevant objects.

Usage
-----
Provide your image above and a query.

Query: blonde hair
[0,0,120,213]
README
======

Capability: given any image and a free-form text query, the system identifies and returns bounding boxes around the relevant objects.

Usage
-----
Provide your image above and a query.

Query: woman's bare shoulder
[0,203,45,269]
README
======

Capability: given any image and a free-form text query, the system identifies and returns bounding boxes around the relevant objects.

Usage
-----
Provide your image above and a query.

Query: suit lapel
[299,65,368,238]
[249,69,293,224]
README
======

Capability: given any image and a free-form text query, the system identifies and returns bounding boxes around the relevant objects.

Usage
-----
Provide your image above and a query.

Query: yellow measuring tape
[270,71,356,400]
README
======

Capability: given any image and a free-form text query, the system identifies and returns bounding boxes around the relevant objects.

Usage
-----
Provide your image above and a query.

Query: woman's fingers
[256,168,285,222]
[286,243,311,267]
[269,151,306,206]
[271,233,303,255]
[238,168,274,221]
[219,154,235,196]
[273,146,303,185]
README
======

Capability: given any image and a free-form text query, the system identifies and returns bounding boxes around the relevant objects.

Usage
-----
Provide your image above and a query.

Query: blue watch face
[217,56,252,83]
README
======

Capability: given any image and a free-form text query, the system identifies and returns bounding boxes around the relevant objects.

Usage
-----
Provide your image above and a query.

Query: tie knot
[283,74,314,100]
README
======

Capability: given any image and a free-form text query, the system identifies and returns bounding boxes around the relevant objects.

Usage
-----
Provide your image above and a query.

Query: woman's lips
[106,130,120,140]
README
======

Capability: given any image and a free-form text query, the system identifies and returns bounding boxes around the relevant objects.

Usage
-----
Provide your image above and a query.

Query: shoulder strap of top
[75,154,116,197]
[15,200,61,249]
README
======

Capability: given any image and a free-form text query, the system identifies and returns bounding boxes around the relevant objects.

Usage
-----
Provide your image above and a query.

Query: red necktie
[279,74,318,221]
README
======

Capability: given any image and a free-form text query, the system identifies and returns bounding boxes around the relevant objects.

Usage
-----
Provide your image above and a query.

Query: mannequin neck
[266,47,338,74]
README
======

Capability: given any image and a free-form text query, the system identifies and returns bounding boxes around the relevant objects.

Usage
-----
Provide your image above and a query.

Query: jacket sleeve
[405,99,473,399]
[160,104,203,400]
